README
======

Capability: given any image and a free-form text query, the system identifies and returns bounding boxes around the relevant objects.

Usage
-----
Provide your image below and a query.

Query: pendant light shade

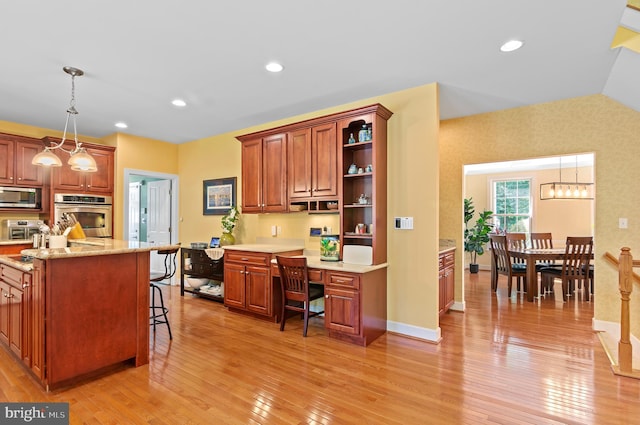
[32,66,98,172]
[540,156,594,200]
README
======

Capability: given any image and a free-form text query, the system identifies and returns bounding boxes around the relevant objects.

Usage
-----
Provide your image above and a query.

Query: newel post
[617,247,633,374]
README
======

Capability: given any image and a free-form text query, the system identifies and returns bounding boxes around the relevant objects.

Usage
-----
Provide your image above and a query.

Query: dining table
[508,247,567,302]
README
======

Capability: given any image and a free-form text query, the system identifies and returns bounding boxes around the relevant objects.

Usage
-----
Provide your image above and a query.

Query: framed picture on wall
[203,177,236,215]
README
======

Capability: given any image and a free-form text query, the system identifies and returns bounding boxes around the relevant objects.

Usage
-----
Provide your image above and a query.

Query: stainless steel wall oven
[53,193,113,238]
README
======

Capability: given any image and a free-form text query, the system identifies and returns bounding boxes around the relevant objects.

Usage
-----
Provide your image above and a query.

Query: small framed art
[203,177,236,215]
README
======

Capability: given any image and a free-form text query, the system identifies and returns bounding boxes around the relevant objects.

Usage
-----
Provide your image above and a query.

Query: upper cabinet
[45,138,115,195]
[239,133,288,214]
[288,122,338,200]
[237,104,392,265]
[0,134,45,187]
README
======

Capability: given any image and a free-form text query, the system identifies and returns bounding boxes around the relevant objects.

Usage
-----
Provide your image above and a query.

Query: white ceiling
[1,1,638,144]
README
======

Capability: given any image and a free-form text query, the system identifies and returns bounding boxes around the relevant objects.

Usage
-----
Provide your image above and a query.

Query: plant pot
[220,232,235,246]
[469,263,479,274]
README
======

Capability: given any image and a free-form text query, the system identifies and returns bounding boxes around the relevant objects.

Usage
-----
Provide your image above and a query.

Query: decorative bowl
[327,202,338,210]
[185,277,210,289]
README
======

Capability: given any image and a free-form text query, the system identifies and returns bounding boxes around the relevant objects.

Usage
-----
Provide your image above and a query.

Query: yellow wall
[110,133,179,239]
[177,84,441,335]
[440,94,640,335]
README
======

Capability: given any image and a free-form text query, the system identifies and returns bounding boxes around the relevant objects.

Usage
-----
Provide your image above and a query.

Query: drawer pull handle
[241,257,249,261]
[22,283,30,289]
[325,295,329,299]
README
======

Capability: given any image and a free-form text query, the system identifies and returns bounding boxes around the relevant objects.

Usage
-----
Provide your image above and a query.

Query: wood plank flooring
[1,271,639,424]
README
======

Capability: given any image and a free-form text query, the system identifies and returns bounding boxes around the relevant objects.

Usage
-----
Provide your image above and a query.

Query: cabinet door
[0,281,9,346]
[85,147,114,193]
[438,268,446,315]
[324,286,360,335]
[223,263,246,309]
[15,140,44,186]
[288,128,312,199]
[445,265,455,311]
[246,265,271,316]
[30,259,44,379]
[262,133,287,213]
[0,138,16,185]
[241,138,263,213]
[8,285,23,358]
[311,123,338,197]
[52,159,85,192]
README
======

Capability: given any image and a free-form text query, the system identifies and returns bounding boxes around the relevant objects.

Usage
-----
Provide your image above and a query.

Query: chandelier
[31,66,98,172]
[540,156,594,200]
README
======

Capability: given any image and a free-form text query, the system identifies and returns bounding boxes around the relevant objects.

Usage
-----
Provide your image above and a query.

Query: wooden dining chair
[505,233,527,292]
[539,236,593,302]
[276,256,324,337]
[530,232,556,292]
[490,234,527,297]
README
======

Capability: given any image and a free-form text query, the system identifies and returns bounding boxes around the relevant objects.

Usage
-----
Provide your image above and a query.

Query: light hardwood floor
[1,271,639,424]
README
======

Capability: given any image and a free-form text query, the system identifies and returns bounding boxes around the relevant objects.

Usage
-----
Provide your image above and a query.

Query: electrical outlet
[619,218,628,229]
[394,217,414,230]
[271,225,277,237]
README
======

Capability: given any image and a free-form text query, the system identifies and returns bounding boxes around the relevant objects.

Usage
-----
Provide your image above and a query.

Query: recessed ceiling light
[265,62,284,73]
[172,99,187,107]
[500,40,524,52]
[115,122,128,129]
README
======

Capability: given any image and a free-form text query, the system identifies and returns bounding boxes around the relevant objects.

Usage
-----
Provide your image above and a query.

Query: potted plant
[464,197,494,273]
[220,206,240,246]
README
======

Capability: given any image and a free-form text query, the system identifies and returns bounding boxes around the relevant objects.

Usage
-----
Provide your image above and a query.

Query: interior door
[128,182,141,241]
[147,179,172,276]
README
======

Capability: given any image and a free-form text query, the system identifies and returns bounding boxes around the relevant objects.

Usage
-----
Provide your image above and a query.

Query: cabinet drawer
[1,265,25,287]
[226,252,271,267]
[327,272,359,290]
[189,249,211,264]
[308,268,324,284]
[443,252,455,267]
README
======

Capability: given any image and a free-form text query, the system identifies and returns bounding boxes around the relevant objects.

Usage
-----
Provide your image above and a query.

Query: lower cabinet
[324,272,361,336]
[224,249,302,320]
[0,264,31,365]
[439,249,455,315]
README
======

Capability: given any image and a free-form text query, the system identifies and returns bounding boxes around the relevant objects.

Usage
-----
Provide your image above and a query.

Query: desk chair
[540,236,593,302]
[490,234,527,297]
[276,256,324,337]
[150,246,179,340]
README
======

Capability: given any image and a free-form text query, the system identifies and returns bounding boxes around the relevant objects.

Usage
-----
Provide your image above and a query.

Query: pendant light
[540,156,594,200]
[32,66,98,172]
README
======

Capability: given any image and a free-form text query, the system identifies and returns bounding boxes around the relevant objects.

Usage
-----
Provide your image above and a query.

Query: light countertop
[0,239,32,246]
[19,238,179,261]
[223,243,305,253]
[271,256,387,274]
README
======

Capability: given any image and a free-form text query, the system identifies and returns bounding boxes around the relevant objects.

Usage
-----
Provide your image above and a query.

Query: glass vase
[220,232,235,246]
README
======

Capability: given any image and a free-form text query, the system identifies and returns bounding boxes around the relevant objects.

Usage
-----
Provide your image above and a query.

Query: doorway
[124,169,179,281]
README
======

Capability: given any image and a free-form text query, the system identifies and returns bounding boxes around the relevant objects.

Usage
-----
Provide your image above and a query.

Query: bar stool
[150,246,179,340]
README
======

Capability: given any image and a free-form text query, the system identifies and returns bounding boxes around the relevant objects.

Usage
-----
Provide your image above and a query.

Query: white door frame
[123,168,179,245]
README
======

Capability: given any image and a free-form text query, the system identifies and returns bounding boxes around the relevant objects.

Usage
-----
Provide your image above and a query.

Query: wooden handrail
[607,247,640,378]
[604,251,640,284]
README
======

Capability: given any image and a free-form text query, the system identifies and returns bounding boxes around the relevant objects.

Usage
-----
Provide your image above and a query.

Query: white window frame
[491,177,533,234]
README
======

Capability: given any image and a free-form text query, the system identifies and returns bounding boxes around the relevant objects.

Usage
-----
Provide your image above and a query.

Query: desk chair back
[541,236,593,301]
[276,256,324,337]
[490,234,526,297]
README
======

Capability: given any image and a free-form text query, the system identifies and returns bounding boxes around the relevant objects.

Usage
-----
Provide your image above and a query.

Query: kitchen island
[0,239,178,391]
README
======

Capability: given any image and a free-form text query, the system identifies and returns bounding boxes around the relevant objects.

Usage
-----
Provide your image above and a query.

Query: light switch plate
[394,217,414,230]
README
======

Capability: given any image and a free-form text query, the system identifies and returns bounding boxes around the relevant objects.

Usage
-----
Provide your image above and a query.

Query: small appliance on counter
[1,219,44,240]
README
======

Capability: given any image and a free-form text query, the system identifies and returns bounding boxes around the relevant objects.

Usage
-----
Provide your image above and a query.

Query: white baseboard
[387,320,442,343]
[450,301,465,312]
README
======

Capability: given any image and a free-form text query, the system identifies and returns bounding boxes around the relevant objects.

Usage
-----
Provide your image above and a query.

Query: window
[492,179,531,234]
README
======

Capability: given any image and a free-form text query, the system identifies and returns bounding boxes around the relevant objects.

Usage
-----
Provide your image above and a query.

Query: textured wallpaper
[440,94,640,334]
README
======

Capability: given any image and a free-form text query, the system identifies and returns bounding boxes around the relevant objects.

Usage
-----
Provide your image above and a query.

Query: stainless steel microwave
[0,187,41,208]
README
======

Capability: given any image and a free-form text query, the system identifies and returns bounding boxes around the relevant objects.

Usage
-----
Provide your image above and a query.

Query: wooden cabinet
[288,123,338,200]
[239,134,287,213]
[439,249,455,315]
[0,134,45,186]
[324,271,361,336]
[0,264,31,364]
[340,105,392,265]
[180,247,224,302]
[48,139,115,194]
[224,248,302,320]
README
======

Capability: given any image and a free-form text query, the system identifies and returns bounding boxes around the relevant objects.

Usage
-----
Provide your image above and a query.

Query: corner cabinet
[239,134,288,213]
[439,249,455,315]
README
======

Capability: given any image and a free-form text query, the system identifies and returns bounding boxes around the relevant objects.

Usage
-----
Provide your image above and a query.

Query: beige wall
[441,94,640,336]
[465,166,595,269]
